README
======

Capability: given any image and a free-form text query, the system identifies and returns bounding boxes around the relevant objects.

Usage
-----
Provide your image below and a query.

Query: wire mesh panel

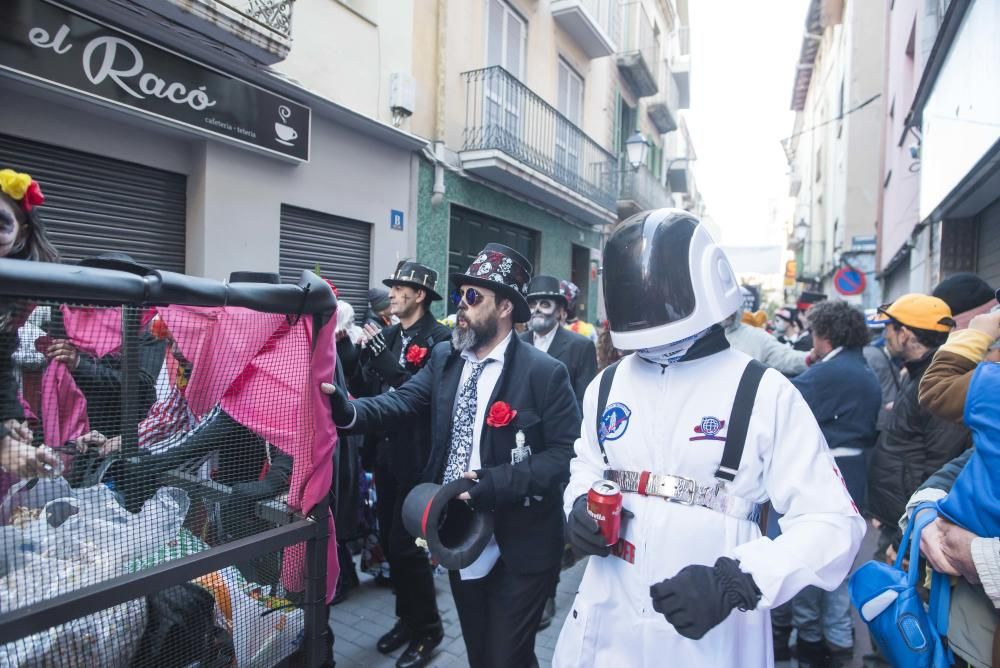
[0,264,335,668]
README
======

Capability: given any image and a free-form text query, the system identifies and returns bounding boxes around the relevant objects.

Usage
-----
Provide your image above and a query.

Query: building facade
[785,0,885,309]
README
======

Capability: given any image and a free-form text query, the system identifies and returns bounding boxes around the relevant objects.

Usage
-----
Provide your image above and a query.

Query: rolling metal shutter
[976,196,1000,288]
[0,133,187,272]
[279,205,372,315]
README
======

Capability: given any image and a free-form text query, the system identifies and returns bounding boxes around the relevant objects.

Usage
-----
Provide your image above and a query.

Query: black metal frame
[0,258,337,667]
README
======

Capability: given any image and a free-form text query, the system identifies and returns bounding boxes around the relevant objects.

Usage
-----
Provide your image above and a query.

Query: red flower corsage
[486,401,517,428]
[22,181,44,212]
[405,344,429,366]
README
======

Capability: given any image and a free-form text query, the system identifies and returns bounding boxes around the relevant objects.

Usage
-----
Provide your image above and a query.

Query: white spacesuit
[553,209,865,667]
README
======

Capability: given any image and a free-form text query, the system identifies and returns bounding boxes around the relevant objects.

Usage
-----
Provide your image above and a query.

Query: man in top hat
[353,260,453,667]
[322,243,581,668]
[522,275,597,412]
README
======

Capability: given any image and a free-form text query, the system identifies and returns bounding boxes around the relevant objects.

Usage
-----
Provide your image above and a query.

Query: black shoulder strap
[594,360,622,466]
[715,359,767,482]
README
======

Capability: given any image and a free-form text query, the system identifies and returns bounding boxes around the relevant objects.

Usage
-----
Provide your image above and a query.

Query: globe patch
[599,403,631,443]
[689,416,727,442]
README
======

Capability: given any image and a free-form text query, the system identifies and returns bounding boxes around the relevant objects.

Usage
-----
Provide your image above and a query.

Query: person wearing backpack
[552,209,865,667]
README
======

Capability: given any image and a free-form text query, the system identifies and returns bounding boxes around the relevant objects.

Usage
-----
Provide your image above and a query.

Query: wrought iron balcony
[617,164,672,218]
[461,66,618,222]
[647,60,681,134]
[137,0,294,64]
[551,0,617,59]
[617,1,659,98]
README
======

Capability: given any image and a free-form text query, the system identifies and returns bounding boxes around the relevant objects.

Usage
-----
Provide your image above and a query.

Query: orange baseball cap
[874,293,956,333]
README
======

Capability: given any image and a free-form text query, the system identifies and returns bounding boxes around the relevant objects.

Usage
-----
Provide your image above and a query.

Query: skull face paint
[528,298,560,334]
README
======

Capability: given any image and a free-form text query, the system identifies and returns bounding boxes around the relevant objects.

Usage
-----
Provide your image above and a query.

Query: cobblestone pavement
[329,528,876,667]
[328,557,586,667]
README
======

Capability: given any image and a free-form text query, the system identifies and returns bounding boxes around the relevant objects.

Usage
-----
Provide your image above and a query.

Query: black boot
[796,638,831,668]
[396,630,443,668]
[772,624,792,662]
[377,621,412,655]
[828,644,854,668]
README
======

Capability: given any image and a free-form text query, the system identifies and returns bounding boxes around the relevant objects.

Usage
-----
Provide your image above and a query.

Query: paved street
[329,527,878,667]
[329,558,586,667]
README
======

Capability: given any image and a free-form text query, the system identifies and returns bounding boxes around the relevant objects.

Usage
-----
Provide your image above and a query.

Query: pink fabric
[40,306,123,450]
[280,312,340,601]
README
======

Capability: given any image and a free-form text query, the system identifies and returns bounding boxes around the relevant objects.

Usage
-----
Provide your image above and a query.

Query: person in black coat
[353,260,453,667]
[323,244,580,668]
[520,275,597,411]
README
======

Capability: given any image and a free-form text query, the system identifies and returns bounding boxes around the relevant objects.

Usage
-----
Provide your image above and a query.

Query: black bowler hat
[525,275,567,307]
[402,479,495,570]
[78,251,154,276]
[383,260,443,301]
[450,243,533,322]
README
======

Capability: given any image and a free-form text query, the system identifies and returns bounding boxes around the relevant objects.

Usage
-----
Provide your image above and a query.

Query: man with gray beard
[322,244,580,667]
[521,275,597,412]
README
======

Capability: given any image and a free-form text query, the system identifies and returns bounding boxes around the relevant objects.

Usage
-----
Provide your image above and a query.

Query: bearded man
[322,243,580,668]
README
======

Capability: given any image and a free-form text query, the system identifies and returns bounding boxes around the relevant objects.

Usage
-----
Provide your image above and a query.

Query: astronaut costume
[553,210,865,667]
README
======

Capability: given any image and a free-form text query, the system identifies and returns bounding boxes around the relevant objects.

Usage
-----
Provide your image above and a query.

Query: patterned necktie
[443,359,493,483]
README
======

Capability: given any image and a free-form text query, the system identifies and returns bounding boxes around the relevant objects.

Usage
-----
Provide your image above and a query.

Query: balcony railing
[617,1,659,97]
[618,164,673,214]
[462,66,618,211]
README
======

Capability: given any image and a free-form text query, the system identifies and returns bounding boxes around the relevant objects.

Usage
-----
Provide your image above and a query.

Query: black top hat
[229,271,281,284]
[450,243,533,322]
[525,275,567,307]
[78,251,154,276]
[401,479,495,570]
[383,260,443,301]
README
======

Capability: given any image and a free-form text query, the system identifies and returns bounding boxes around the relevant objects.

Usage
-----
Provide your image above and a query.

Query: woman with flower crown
[0,168,61,481]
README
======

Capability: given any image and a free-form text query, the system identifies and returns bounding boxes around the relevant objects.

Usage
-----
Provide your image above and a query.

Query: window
[555,59,584,179]
[487,0,526,78]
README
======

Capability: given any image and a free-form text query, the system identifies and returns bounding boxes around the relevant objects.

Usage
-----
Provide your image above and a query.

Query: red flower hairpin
[486,401,517,428]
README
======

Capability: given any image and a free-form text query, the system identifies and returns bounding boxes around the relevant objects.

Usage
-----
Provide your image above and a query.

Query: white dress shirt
[454,330,512,580]
[532,325,558,354]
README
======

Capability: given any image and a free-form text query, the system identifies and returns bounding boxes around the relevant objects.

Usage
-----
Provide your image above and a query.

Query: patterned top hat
[450,243,533,322]
[383,259,443,301]
[525,275,567,307]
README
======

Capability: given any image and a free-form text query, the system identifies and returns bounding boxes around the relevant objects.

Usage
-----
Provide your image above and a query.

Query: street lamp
[625,131,649,171]
[793,218,810,243]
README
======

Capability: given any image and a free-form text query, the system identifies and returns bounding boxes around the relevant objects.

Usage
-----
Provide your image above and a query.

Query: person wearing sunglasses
[554,209,865,667]
[322,243,580,668]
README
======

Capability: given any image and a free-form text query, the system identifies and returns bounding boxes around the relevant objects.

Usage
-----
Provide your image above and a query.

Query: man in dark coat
[354,260,453,667]
[521,275,597,412]
[323,244,580,668]
[867,294,971,557]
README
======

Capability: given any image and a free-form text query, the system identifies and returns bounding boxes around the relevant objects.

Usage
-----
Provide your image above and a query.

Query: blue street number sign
[390,210,404,231]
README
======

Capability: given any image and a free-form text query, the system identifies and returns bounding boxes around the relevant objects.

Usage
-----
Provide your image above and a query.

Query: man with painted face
[553,209,865,667]
[354,260,452,668]
[521,275,597,411]
[322,244,580,668]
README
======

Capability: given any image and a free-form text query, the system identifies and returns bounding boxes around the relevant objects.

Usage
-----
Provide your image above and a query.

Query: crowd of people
[2,167,999,668]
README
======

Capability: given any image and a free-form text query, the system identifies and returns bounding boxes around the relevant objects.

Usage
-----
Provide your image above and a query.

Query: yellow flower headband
[0,169,45,212]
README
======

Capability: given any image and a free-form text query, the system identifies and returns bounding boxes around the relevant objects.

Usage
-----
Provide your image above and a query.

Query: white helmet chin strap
[636,326,712,367]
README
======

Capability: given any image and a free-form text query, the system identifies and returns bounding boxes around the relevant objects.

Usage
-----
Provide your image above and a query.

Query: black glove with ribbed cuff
[566,494,611,558]
[649,556,761,639]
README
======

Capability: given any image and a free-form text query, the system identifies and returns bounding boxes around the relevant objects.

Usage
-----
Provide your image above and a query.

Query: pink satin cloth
[40,306,122,454]
[158,305,340,601]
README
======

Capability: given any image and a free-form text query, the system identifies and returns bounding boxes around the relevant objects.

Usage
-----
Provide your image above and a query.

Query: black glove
[326,384,356,427]
[466,469,496,512]
[566,494,611,557]
[649,556,761,640]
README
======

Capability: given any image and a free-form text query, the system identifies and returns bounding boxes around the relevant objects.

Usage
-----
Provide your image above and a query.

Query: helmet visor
[604,212,698,333]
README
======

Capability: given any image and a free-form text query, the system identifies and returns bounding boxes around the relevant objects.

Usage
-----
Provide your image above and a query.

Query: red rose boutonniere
[405,344,429,366]
[486,401,517,428]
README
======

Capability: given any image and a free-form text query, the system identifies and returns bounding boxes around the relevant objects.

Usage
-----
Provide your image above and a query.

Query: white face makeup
[0,198,21,258]
[527,298,560,334]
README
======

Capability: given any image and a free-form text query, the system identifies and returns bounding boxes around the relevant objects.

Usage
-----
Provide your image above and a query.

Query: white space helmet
[603,208,741,350]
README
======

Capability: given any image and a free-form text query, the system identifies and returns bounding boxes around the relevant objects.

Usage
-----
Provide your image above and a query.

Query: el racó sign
[0,0,310,161]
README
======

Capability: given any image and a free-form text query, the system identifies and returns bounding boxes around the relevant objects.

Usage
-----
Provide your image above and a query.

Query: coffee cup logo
[275,105,297,146]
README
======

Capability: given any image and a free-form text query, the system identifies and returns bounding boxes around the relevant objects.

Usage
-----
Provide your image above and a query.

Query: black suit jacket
[520,326,597,411]
[350,333,581,575]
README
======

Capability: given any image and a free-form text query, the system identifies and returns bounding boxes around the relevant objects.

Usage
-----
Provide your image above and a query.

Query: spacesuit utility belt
[604,469,763,523]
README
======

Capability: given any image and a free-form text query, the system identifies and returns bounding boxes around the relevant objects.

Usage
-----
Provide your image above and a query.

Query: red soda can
[587,480,623,546]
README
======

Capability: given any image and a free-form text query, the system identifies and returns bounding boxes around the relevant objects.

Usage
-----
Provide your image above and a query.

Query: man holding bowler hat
[323,244,580,667]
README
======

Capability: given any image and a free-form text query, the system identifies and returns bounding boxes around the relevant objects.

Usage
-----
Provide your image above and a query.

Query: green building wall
[416,160,603,320]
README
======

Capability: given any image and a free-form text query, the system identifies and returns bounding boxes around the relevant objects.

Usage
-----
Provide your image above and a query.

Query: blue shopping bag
[849,503,952,668]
